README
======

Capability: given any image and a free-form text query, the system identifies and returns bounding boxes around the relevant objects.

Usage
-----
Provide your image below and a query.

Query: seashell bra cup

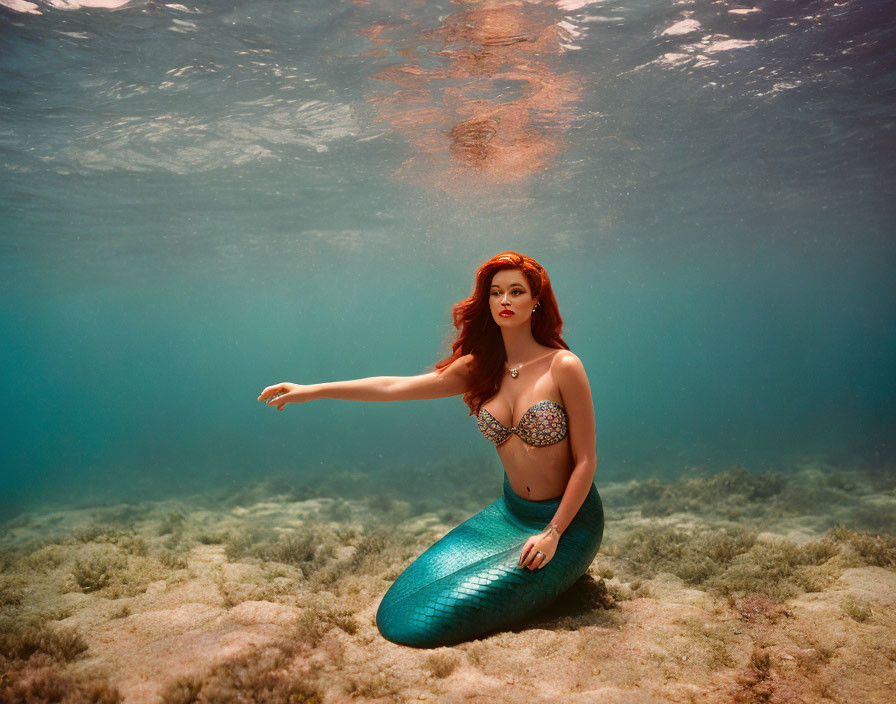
[477,400,569,447]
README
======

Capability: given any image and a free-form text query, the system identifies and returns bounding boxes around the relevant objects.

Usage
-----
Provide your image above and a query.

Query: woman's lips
[499,310,514,317]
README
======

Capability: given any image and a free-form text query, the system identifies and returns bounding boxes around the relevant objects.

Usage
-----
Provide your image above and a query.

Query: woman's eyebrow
[490,282,526,289]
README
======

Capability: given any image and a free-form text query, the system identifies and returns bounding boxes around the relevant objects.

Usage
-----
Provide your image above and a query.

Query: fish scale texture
[376,474,604,647]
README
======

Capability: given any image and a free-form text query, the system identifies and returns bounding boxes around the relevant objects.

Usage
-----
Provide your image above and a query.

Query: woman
[257,251,603,647]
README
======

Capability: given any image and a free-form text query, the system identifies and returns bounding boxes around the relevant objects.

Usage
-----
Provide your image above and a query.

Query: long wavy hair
[434,251,568,415]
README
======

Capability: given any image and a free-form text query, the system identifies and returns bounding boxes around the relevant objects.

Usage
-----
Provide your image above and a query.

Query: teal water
[1,0,894,517]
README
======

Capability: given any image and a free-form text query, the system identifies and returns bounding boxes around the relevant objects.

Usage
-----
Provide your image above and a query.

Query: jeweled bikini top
[477,400,569,447]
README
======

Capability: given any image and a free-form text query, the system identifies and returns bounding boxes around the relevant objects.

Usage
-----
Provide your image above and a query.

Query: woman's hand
[519,528,560,571]
[257,383,315,411]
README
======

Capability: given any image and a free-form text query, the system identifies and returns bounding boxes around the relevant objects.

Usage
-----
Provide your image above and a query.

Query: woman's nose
[501,293,511,305]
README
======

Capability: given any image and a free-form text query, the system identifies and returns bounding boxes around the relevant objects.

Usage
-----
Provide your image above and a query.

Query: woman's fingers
[257,384,284,401]
[520,545,545,570]
[270,393,288,410]
[258,384,291,404]
[522,553,545,570]
[519,539,551,570]
[519,539,535,568]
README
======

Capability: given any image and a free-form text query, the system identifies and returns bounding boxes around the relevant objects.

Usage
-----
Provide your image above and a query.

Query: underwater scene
[1,0,894,701]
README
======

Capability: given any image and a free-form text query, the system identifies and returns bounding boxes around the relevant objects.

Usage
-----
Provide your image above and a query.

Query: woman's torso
[478,348,575,500]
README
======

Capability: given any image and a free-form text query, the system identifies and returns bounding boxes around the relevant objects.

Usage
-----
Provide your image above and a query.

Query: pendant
[510,367,519,378]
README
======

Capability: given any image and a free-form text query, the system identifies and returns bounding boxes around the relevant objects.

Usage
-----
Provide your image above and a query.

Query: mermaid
[257,251,603,647]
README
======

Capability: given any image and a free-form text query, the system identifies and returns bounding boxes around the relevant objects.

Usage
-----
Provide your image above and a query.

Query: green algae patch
[616,467,787,518]
[606,523,889,601]
[0,619,88,663]
[158,644,324,704]
[841,595,873,622]
[71,546,128,593]
[828,526,896,567]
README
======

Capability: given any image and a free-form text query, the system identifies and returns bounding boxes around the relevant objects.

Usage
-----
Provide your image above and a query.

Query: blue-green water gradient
[1,0,894,515]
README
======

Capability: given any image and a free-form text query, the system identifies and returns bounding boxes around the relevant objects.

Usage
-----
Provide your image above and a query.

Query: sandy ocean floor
[2,462,895,704]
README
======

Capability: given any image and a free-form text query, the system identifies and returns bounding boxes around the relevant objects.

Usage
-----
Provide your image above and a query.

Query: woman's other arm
[519,351,597,569]
[546,351,597,533]
[257,354,472,411]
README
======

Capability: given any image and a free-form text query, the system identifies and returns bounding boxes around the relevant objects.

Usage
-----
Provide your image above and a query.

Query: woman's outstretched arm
[257,354,472,411]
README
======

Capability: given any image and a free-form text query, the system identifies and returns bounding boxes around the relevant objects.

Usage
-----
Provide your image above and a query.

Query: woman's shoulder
[443,353,475,376]
[549,348,582,368]
[549,350,588,387]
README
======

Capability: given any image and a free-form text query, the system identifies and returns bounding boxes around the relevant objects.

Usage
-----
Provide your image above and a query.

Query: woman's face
[489,268,536,327]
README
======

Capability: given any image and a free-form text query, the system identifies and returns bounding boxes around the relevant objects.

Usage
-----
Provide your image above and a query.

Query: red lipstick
[499,310,514,317]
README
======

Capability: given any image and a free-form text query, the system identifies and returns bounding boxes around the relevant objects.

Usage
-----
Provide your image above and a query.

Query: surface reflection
[360,0,583,191]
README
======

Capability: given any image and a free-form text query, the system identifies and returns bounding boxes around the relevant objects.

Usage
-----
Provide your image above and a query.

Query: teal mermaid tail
[376,473,604,647]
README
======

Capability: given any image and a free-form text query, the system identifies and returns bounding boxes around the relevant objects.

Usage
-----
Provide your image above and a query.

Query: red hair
[434,251,568,415]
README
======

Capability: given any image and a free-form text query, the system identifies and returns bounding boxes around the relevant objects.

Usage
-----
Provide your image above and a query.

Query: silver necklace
[506,350,554,379]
